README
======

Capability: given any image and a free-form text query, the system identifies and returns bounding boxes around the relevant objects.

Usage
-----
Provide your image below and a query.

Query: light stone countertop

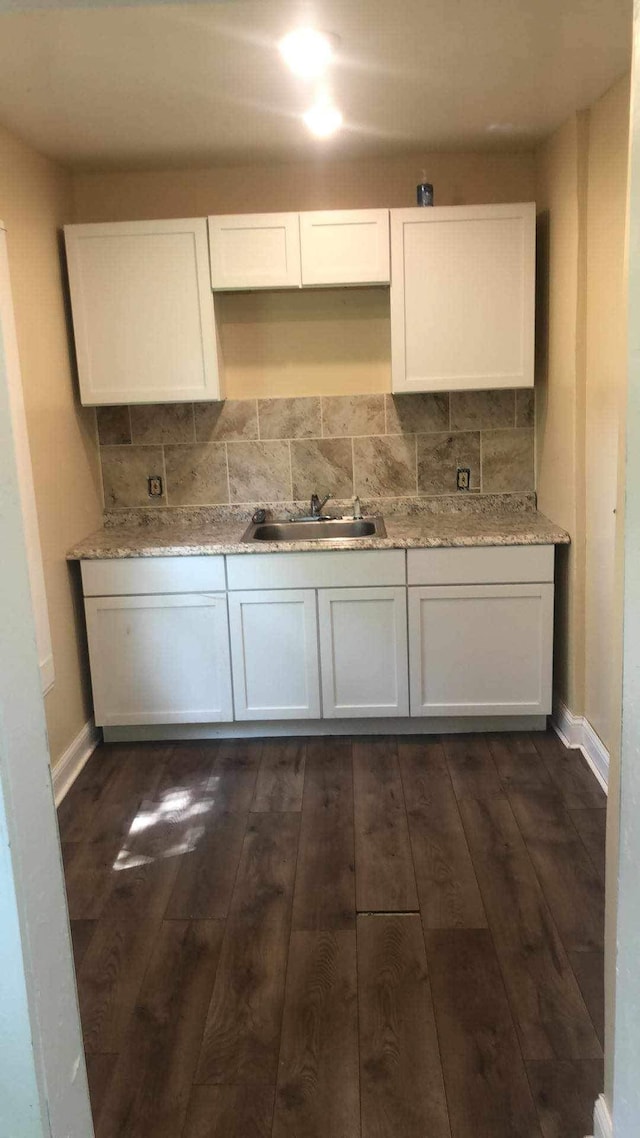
[67,509,570,560]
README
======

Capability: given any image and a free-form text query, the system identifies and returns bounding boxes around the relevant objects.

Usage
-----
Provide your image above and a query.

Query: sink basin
[241,516,387,543]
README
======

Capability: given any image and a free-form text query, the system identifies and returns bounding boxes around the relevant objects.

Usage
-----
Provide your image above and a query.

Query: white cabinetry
[79,544,556,732]
[407,544,554,717]
[85,593,233,726]
[390,203,535,393]
[299,210,390,286]
[318,587,408,717]
[208,213,301,289]
[64,219,223,405]
[228,589,320,720]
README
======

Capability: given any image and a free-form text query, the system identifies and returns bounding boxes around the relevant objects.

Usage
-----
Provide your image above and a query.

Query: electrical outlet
[456,467,471,491]
[148,475,163,498]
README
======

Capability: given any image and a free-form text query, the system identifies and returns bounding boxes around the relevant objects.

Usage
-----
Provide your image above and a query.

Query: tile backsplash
[97,389,535,512]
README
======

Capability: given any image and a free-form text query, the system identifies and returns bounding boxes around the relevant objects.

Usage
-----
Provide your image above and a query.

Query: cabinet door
[84,593,233,727]
[64,219,223,405]
[408,583,553,717]
[208,213,301,289]
[300,210,390,286]
[319,587,408,717]
[228,589,320,719]
[390,203,535,393]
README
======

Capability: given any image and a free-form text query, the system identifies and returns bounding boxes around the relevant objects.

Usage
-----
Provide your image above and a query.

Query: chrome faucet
[310,493,332,518]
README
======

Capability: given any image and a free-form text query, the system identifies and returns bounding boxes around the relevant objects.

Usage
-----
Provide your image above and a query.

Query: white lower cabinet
[228,589,321,720]
[318,587,409,717]
[81,546,556,730]
[85,593,233,727]
[408,583,554,717]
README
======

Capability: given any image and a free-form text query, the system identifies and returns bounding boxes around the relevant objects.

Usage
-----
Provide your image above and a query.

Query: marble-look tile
[227,440,291,502]
[450,390,515,431]
[353,435,417,498]
[101,445,165,508]
[258,397,321,439]
[385,393,449,434]
[417,432,481,494]
[194,400,258,442]
[322,394,385,437]
[290,438,354,501]
[129,403,195,444]
[482,428,535,493]
[96,406,131,446]
[516,388,535,428]
[164,444,229,506]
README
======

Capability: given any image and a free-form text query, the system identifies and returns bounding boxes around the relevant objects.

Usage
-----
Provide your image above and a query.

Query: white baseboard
[51,719,100,805]
[103,714,548,745]
[551,700,609,794]
[592,1094,613,1138]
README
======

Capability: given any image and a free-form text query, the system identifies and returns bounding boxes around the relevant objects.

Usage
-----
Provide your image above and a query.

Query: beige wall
[584,75,630,748]
[73,150,535,400]
[0,122,102,768]
[583,74,630,1108]
[535,115,588,714]
[535,77,630,1110]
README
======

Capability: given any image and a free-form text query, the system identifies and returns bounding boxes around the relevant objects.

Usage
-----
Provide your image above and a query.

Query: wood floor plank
[507,789,605,953]
[459,794,602,1060]
[230,812,300,927]
[487,733,557,793]
[358,914,450,1138]
[532,732,606,809]
[527,1059,604,1138]
[252,739,306,812]
[292,739,355,931]
[70,919,97,971]
[183,1085,275,1138]
[57,745,124,843]
[569,950,605,1046]
[85,1054,117,1127]
[96,920,223,1138]
[272,931,359,1138]
[155,742,219,797]
[399,739,486,929]
[353,738,418,912]
[570,808,607,880]
[208,740,263,812]
[62,839,123,920]
[77,917,159,1054]
[166,810,248,919]
[66,746,168,846]
[425,928,542,1138]
[443,734,504,800]
[100,797,195,920]
[195,917,290,1085]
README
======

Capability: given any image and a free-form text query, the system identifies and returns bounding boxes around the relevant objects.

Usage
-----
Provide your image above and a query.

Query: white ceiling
[0,0,631,169]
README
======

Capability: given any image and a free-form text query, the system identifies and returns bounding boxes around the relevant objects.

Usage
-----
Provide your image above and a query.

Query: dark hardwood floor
[59,730,606,1138]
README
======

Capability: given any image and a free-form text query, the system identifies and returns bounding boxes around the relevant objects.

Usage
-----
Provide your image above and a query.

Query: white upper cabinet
[390,203,536,393]
[208,213,301,289]
[64,218,223,406]
[299,209,390,286]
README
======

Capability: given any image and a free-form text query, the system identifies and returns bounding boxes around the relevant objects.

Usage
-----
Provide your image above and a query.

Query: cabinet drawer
[226,550,405,590]
[407,545,554,586]
[81,556,226,596]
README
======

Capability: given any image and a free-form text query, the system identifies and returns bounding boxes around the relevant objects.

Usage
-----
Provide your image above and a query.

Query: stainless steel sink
[241,516,387,543]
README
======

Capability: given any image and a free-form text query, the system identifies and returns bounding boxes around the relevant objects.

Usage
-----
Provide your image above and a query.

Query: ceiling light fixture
[303,97,343,138]
[279,28,334,79]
